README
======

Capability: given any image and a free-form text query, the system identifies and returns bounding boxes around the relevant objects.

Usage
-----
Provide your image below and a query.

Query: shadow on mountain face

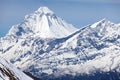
[0,67,19,80]
[24,71,42,80]
[42,71,120,80]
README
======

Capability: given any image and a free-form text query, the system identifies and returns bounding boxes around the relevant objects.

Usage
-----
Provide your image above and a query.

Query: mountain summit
[35,7,54,14]
[1,6,120,80]
[8,7,78,38]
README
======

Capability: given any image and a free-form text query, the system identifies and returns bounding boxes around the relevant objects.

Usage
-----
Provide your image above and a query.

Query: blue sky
[0,0,120,37]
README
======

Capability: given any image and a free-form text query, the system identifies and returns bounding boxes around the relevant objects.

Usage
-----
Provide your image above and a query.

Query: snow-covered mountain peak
[99,18,108,22]
[25,7,54,20]
[35,6,54,14]
[90,18,111,28]
[1,17,120,79]
[7,7,78,38]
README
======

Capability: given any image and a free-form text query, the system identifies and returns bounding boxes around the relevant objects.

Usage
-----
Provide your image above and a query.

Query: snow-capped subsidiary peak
[0,57,33,80]
[35,6,54,14]
[90,18,111,28]
[2,6,120,80]
[1,18,120,80]
[89,19,120,38]
[7,6,78,38]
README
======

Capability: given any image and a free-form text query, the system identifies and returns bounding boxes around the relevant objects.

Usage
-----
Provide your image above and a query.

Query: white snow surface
[0,6,120,78]
[0,57,33,80]
[7,6,78,38]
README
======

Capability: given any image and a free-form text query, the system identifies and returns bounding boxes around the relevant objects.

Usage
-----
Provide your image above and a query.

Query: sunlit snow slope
[0,57,33,80]
[0,6,120,80]
[7,7,77,38]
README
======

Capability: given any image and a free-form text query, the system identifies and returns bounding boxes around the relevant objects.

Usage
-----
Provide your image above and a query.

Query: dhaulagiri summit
[7,7,78,38]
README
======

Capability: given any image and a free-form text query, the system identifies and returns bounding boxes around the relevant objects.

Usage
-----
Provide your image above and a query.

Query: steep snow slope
[1,18,120,79]
[0,6,77,61]
[0,57,33,80]
[7,7,77,38]
[53,19,120,74]
[0,6,120,80]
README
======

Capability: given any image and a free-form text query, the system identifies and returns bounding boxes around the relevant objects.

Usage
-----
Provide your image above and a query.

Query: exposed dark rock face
[24,71,42,80]
[0,67,19,80]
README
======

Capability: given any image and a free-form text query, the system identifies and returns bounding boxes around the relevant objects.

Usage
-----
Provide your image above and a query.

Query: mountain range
[0,7,120,80]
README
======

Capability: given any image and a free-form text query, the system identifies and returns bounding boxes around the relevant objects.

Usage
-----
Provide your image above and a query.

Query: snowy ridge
[35,7,54,14]
[0,6,120,80]
[7,7,78,38]
[0,57,33,80]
